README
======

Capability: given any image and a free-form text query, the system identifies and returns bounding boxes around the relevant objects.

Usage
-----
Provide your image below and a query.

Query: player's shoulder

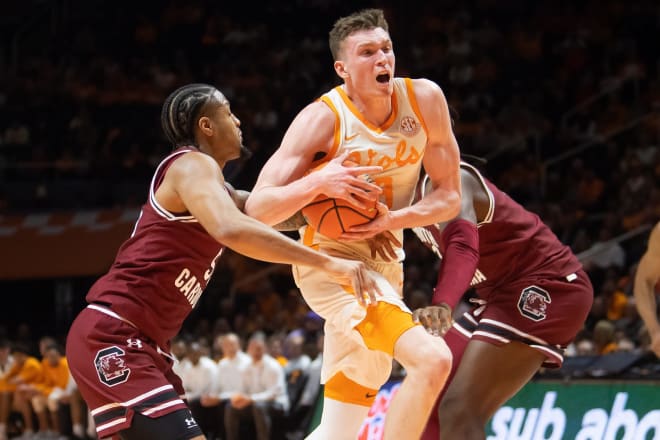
[407,77,445,97]
[652,221,660,236]
[167,149,220,177]
[172,149,215,165]
[648,221,660,253]
[405,78,448,120]
[287,99,337,143]
[299,99,336,122]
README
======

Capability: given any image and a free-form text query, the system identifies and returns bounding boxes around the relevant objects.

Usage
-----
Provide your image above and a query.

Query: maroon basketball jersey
[413,163,582,293]
[86,147,225,347]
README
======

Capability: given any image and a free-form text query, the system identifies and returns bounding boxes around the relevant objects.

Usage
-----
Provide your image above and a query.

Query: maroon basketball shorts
[452,269,593,367]
[66,305,188,438]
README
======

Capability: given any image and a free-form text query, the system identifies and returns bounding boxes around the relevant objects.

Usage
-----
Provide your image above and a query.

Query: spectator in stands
[205,333,250,404]
[593,320,619,355]
[179,341,218,439]
[29,343,70,438]
[4,343,43,439]
[600,278,629,321]
[0,339,15,440]
[582,227,627,272]
[170,337,189,378]
[199,333,250,439]
[267,333,288,368]
[224,331,289,440]
[575,338,597,356]
[282,333,311,377]
[286,334,324,440]
[614,297,644,343]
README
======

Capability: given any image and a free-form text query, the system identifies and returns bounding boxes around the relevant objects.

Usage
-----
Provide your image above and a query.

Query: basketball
[302,195,377,239]
[301,159,378,238]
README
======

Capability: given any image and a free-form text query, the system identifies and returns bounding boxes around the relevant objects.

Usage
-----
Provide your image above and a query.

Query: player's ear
[197,116,213,136]
[334,61,349,79]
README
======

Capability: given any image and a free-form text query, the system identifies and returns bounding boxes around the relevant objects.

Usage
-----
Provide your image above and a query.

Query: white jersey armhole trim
[149,149,197,222]
[460,162,494,226]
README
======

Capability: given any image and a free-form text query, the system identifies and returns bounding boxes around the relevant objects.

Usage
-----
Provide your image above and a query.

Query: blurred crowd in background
[1,0,660,438]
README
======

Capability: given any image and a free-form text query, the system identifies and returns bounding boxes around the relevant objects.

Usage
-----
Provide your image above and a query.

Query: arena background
[0,0,659,438]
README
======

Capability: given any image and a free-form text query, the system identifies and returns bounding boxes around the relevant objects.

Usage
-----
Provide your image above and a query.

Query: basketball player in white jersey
[245,9,461,440]
[634,221,660,358]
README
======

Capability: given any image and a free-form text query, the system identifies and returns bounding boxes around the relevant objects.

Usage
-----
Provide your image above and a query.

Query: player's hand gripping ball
[301,161,378,239]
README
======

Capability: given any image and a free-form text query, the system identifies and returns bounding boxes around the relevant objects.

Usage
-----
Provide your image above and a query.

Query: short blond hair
[328,8,389,61]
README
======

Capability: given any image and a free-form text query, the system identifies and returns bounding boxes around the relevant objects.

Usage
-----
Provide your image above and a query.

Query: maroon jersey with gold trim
[86,147,224,347]
[413,163,582,294]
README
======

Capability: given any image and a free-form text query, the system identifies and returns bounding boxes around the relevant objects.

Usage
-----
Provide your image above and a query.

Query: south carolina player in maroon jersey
[65,83,382,440]
[411,162,594,439]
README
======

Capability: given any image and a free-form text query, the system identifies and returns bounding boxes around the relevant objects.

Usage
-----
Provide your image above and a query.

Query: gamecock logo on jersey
[400,116,421,137]
[517,286,551,321]
[95,346,130,387]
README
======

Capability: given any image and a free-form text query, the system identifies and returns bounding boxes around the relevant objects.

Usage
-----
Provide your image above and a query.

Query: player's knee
[439,392,486,428]
[439,393,471,425]
[406,338,452,388]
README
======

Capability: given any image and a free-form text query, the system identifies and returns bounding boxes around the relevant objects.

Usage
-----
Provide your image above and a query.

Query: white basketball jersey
[300,78,428,262]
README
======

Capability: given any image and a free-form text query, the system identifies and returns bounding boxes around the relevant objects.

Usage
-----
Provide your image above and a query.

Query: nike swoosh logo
[345,133,359,141]
[365,392,377,398]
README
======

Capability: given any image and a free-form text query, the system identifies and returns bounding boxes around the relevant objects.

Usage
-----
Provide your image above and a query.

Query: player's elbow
[210,219,247,247]
[244,194,271,224]
[243,195,257,217]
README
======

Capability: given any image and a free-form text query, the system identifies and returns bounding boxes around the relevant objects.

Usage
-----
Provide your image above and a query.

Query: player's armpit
[224,182,250,211]
[273,211,307,231]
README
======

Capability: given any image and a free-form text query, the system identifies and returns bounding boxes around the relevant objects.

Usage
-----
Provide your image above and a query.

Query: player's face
[210,92,245,161]
[338,27,395,96]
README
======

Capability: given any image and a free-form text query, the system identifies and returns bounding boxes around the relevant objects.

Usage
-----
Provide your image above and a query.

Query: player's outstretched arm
[164,152,381,306]
[224,183,306,232]
[634,222,660,357]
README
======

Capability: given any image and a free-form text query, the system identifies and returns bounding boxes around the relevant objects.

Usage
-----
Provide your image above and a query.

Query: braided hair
[161,83,218,148]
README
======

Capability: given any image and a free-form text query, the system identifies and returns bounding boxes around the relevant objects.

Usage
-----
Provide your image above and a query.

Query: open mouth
[376,73,391,83]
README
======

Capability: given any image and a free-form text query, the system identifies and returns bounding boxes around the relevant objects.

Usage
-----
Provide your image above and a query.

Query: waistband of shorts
[87,303,139,329]
[86,304,175,361]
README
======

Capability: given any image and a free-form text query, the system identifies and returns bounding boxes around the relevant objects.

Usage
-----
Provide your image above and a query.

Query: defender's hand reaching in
[323,255,382,307]
[366,231,401,261]
[413,304,453,337]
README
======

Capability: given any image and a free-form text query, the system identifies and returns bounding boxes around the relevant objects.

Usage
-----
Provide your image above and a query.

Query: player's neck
[355,97,393,127]
[343,87,392,127]
[197,142,228,169]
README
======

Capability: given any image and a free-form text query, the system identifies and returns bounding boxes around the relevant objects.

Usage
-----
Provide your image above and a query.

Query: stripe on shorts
[92,385,186,434]
[455,313,564,367]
